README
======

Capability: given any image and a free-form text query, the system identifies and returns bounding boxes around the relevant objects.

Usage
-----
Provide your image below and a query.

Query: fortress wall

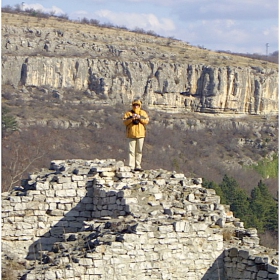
[1,159,278,280]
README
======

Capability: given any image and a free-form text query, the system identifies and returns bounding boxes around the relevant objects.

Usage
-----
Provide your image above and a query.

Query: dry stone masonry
[2,159,278,280]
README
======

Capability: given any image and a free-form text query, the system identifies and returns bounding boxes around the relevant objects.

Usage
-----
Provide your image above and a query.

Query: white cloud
[172,0,278,21]
[262,25,279,37]
[105,0,179,4]
[22,3,64,15]
[175,18,278,53]
[93,9,175,33]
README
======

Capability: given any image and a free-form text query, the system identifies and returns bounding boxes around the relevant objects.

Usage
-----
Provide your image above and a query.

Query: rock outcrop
[2,13,278,115]
[2,159,278,280]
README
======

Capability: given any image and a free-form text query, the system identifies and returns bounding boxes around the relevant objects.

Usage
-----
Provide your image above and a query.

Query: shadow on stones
[201,252,225,280]
[25,173,134,262]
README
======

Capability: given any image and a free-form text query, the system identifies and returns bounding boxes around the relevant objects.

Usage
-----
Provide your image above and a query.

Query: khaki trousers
[128,137,145,169]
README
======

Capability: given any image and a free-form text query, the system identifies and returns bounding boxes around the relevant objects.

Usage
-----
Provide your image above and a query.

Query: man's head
[132,99,142,107]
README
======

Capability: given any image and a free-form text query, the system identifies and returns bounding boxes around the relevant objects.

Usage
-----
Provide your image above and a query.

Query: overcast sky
[1,0,279,54]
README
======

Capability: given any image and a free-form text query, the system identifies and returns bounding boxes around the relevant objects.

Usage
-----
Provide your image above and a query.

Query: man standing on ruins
[123,99,149,171]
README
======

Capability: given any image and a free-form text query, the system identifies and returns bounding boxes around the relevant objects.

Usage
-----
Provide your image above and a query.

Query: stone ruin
[1,159,278,279]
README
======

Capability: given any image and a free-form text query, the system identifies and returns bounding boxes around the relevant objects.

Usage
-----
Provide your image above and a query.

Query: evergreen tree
[2,106,18,137]
[219,175,250,223]
[249,180,278,232]
[203,176,278,236]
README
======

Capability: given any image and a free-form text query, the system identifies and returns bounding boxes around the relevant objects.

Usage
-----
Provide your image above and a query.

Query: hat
[132,99,142,106]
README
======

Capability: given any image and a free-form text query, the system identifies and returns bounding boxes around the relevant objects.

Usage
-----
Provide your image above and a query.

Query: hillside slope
[2,12,279,114]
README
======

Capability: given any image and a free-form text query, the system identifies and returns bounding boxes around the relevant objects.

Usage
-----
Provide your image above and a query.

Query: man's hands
[133,114,140,119]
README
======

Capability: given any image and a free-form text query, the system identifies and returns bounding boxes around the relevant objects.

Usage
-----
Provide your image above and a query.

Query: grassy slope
[2,12,278,68]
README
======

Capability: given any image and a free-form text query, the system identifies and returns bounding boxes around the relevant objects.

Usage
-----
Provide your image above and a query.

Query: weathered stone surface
[2,13,278,115]
[1,159,278,280]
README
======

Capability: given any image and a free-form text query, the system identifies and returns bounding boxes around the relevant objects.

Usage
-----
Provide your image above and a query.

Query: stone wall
[1,159,278,280]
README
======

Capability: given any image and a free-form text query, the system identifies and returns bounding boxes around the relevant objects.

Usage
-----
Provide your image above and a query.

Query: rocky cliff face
[2,13,278,115]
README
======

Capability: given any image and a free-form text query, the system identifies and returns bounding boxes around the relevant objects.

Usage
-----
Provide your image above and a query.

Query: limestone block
[34,210,47,216]
[100,209,110,216]
[192,222,210,233]
[154,193,163,200]
[194,259,208,269]
[55,269,65,278]
[86,252,103,258]
[95,189,106,198]
[9,196,22,203]
[91,167,115,172]
[48,202,57,210]
[93,267,107,275]
[55,189,76,197]
[85,204,94,211]
[243,236,260,246]
[79,198,93,206]
[90,259,104,268]
[138,260,153,269]
[160,249,172,260]
[44,270,57,279]
[239,249,250,259]
[110,255,131,264]
[57,176,72,184]
[1,205,14,212]
[154,179,166,186]
[62,182,77,189]
[237,262,247,270]
[15,229,34,236]
[78,180,86,187]
[172,173,185,179]
[47,209,64,216]
[115,171,134,178]
[52,183,63,190]
[22,216,39,224]
[187,193,195,202]
[14,203,28,211]
[64,269,75,278]
[45,190,55,197]
[108,204,117,210]
[159,238,178,245]
[234,221,244,227]
[204,195,220,204]
[228,247,239,257]
[173,221,190,232]
[72,175,84,181]
[119,166,131,172]
[46,197,61,203]
[216,217,226,228]
[257,270,269,278]
[50,217,67,226]
[35,181,50,190]
[123,197,138,204]
[101,171,115,177]
[267,274,278,279]
[2,223,15,231]
[205,188,216,195]
[268,264,278,274]
[15,222,33,230]
[81,211,92,217]
[172,207,186,215]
